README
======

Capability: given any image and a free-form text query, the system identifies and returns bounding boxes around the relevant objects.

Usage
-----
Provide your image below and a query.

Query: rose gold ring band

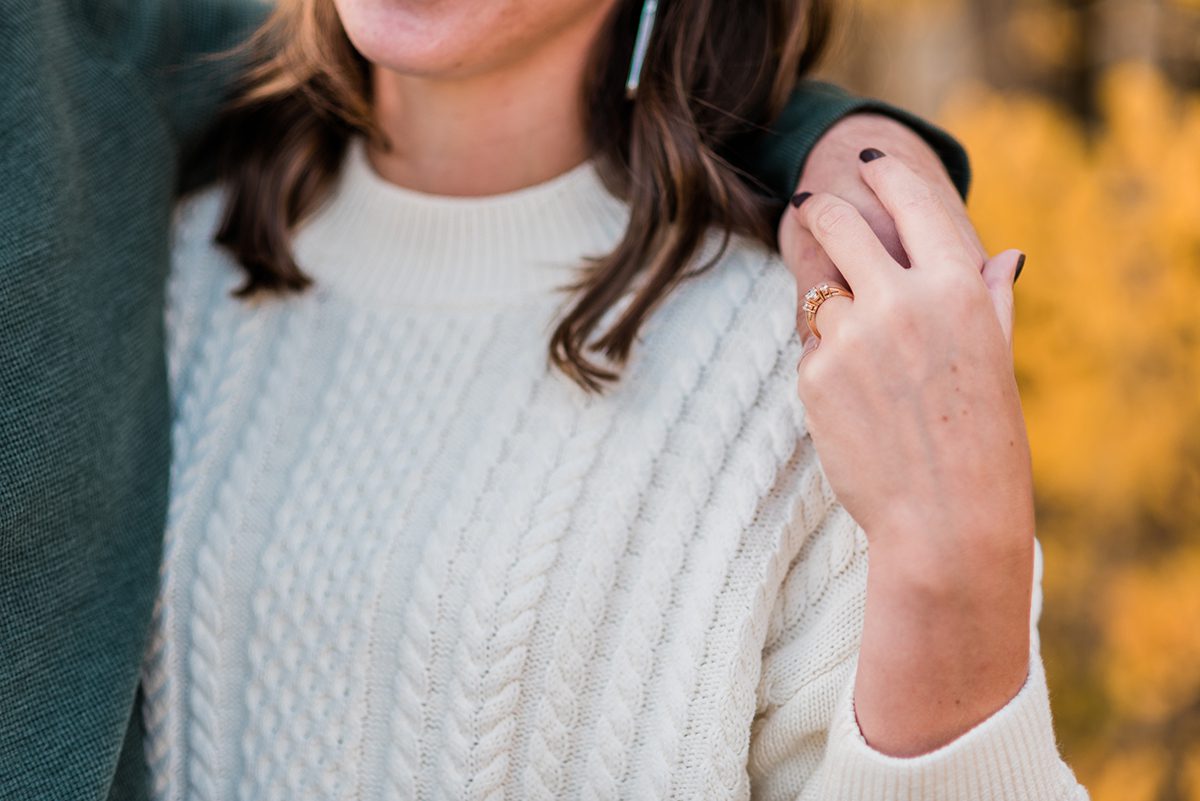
[801,282,854,340]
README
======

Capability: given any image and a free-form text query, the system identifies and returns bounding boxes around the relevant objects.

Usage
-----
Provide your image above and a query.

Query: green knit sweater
[0,2,968,799]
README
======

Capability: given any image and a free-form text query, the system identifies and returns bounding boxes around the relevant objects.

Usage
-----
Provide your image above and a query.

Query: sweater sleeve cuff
[749,81,972,203]
[818,652,1088,800]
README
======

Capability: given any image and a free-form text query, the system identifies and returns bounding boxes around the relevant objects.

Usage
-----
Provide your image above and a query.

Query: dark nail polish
[1014,253,1026,284]
[859,148,886,163]
[791,191,812,208]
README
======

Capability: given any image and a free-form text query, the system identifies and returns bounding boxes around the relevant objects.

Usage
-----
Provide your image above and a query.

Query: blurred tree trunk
[967,0,1019,89]
[1095,0,1161,67]
[822,2,983,119]
[965,0,1100,121]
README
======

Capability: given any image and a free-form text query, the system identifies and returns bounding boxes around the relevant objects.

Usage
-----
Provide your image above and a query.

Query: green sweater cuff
[744,80,972,203]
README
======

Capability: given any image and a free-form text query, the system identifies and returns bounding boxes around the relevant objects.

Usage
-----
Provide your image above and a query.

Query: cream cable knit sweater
[142,140,1087,801]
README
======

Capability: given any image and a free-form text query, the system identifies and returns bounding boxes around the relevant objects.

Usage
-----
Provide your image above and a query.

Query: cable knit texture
[143,139,1087,801]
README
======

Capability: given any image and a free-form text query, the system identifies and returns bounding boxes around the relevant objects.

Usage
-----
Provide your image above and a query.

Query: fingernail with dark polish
[791,191,813,208]
[1014,253,1026,284]
[859,148,886,163]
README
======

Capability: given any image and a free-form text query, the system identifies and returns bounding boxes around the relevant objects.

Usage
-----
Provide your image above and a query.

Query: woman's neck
[367,12,606,197]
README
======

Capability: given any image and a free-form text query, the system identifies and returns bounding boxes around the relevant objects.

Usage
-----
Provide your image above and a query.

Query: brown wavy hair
[201,0,833,392]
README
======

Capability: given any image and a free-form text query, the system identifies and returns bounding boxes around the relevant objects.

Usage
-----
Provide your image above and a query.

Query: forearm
[815,537,1088,800]
[854,530,1033,756]
[751,518,1087,800]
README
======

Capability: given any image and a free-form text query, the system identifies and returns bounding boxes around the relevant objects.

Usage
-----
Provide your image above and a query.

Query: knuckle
[897,185,940,215]
[837,320,869,353]
[876,289,922,337]
[796,372,817,405]
[796,368,814,401]
[810,199,856,239]
[934,271,987,311]
[797,352,830,400]
[875,288,911,323]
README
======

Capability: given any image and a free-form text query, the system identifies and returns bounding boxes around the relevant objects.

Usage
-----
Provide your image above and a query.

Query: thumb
[980,249,1024,347]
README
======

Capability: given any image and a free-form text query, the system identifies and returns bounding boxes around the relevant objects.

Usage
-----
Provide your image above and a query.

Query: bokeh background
[818,1,1200,797]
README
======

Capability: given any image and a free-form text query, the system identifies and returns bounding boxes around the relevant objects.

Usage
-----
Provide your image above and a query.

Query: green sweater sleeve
[741,80,972,202]
[80,0,269,153]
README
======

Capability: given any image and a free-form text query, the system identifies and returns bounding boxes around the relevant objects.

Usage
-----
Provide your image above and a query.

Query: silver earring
[625,0,660,99]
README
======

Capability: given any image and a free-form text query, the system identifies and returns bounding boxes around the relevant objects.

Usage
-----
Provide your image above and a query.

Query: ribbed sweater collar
[291,138,631,308]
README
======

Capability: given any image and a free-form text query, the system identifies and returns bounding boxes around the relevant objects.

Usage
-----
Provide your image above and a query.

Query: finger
[779,224,856,343]
[934,182,988,271]
[798,171,912,269]
[790,191,900,296]
[980,249,1024,347]
[958,212,988,270]
[802,293,853,343]
[778,215,851,304]
[857,150,975,273]
[858,192,910,268]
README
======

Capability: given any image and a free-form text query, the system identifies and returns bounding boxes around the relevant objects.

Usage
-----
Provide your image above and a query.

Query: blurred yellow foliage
[1186,748,1200,798]
[941,63,1200,796]
[945,64,1200,520]
[1104,550,1200,724]
[1088,747,1168,801]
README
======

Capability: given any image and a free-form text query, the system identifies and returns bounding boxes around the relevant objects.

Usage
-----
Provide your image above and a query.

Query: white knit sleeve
[748,490,1089,801]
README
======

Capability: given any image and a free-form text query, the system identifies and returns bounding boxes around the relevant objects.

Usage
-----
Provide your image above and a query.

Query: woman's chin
[334,7,469,75]
[334,0,613,82]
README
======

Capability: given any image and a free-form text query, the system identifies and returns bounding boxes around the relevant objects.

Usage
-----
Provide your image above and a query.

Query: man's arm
[741,80,971,204]
[737,81,989,306]
[81,0,269,154]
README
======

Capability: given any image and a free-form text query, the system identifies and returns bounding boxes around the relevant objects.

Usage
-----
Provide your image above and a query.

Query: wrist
[866,524,1034,605]
[864,503,1041,592]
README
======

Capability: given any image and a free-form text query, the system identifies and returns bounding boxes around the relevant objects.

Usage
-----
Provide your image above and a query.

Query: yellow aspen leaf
[1087,747,1167,801]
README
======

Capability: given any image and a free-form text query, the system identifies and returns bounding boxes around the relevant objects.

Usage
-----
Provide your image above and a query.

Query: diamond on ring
[801,282,853,340]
